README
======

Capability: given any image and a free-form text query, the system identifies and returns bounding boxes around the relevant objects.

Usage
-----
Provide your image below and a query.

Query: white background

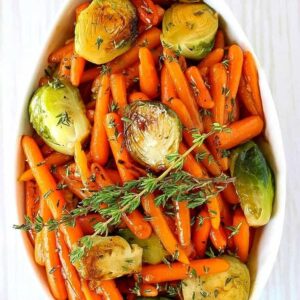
[1,0,300,299]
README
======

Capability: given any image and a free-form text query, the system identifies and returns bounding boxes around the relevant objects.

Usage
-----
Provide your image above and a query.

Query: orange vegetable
[198,48,224,70]
[74,141,90,185]
[213,30,225,49]
[216,116,264,149]
[90,73,110,165]
[186,66,214,109]
[81,67,101,84]
[129,91,150,103]
[110,73,128,116]
[75,2,90,21]
[174,200,191,248]
[81,279,102,300]
[77,214,106,235]
[140,284,158,297]
[140,258,229,283]
[222,183,240,205]
[48,42,74,63]
[132,0,159,26]
[25,180,40,222]
[58,51,73,80]
[210,226,227,252]
[161,65,178,102]
[139,47,159,98]
[90,163,114,188]
[100,280,123,300]
[105,169,122,185]
[70,54,86,86]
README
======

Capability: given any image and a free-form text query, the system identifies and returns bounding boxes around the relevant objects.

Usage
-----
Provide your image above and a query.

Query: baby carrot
[216,116,264,149]
[139,47,159,98]
[222,183,240,205]
[132,0,159,26]
[81,279,102,300]
[110,73,128,116]
[90,73,110,165]
[74,141,90,186]
[140,284,158,297]
[75,2,90,21]
[25,180,40,222]
[210,226,227,252]
[198,48,224,70]
[81,67,101,84]
[70,54,86,87]
[77,214,106,235]
[213,30,225,49]
[174,200,191,248]
[105,169,122,185]
[48,42,74,63]
[58,51,73,80]
[129,91,150,103]
[161,65,178,102]
[100,280,123,300]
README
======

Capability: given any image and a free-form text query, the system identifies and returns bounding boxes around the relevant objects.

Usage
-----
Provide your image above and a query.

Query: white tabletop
[1,0,299,299]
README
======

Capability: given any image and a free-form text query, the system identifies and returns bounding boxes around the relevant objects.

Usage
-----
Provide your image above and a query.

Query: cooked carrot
[105,169,122,185]
[41,144,54,156]
[132,0,159,26]
[183,130,222,177]
[90,73,110,165]
[163,48,203,131]
[58,51,73,80]
[124,63,139,88]
[210,63,227,125]
[178,55,188,72]
[48,42,74,63]
[109,27,161,74]
[210,226,227,252]
[100,280,123,300]
[243,51,264,117]
[140,258,229,283]
[186,66,214,109]
[233,208,250,262]
[193,208,211,257]
[213,30,225,49]
[221,183,240,204]
[34,230,45,266]
[77,214,106,235]
[75,2,90,21]
[129,91,150,103]
[81,279,102,300]
[139,47,159,98]
[216,116,264,149]
[161,65,178,102]
[19,152,72,182]
[86,109,95,123]
[74,141,90,185]
[25,180,40,222]
[140,284,158,297]
[198,48,224,70]
[174,200,191,248]
[39,76,49,86]
[91,163,114,187]
[138,4,165,33]
[81,67,101,84]
[110,73,128,116]
[238,75,259,116]
[163,98,194,130]
[70,54,86,86]
[224,45,243,124]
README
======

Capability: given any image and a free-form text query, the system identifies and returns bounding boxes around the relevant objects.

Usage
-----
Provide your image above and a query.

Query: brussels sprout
[119,229,168,264]
[182,256,250,300]
[29,79,91,155]
[124,101,182,172]
[230,141,274,227]
[161,3,218,60]
[75,0,138,64]
[72,236,142,280]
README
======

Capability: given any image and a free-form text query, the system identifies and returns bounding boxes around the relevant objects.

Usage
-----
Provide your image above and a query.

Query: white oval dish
[10,0,286,299]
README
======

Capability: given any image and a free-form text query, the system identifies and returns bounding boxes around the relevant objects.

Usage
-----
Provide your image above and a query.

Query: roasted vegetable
[75,0,138,64]
[161,3,218,60]
[29,79,90,155]
[182,256,250,300]
[72,236,142,280]
[230,141,274,227]
[119,229,168,264]
[124,101,182,172]
[137,298,172,300]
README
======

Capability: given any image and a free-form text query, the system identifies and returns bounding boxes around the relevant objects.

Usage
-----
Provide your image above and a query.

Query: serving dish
[11,0,286,299]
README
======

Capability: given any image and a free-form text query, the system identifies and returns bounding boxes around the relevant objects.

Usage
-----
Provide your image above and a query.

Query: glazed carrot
[210,226,227,252]
[132,0,159,26]
[105,169,122,185]
[75,2,90,21]
[210,63,227,125]
[104,113,152,240]
[77,214,106,235]
[140,258,229,283]
[193,208,211,257]
[58,51,73,80]
[183,130,222,177]
[139,47,159,98]
[124,63,139,88]
[86,109,95,123]
[174,200,191,248]
[138,4,164,33]
[216,116,264,149]
[109,27,161,74]
[91,163,114,187]
[100,280,123,300]
[186,66,214,109]
[81,67,101,84]
[70,54,86,86]
[163,98,194,130]
[198,48,224,70]
[161,65,177,102]
[213,30,225,49]
[41,144,54,156]
[233,208,250,262]
[56,231,85,300]
[141,194,189,264]
[19,152,72,181]
[238,76,258,116]
[34,230,45,266]
[224,45,243,124]
[74,141,90,185]
[48,42,74,63]
[163,48,203,131]
[39,77,49,86]
[140,284,158,297]
[178,55,188,72]
[81,279,102,300]
[129,91,150,103]
[110,73,128,116]
[243,51,264,117]
[90,73,110,165]
[222,183,240,204]
[25,180,40,221]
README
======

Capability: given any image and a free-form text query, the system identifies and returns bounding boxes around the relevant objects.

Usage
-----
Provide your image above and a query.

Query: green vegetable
[182,256,250,300]
[119,229,168,264]
[75,0,138,64]
[230,141,274,227]
[29,80,90,155]
[124,101,182,172]
[72,236,142,280]
[161,3,218,60]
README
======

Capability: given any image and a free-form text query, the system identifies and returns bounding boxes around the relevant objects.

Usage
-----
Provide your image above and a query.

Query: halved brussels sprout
[72,236,142,280]
[119,229,168,264]
[230,141,274,227]
[75,0,138,64]
[161,3,218,60]
[124,101,182,172]
[182,256,250,300]
[29,79,90,155]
